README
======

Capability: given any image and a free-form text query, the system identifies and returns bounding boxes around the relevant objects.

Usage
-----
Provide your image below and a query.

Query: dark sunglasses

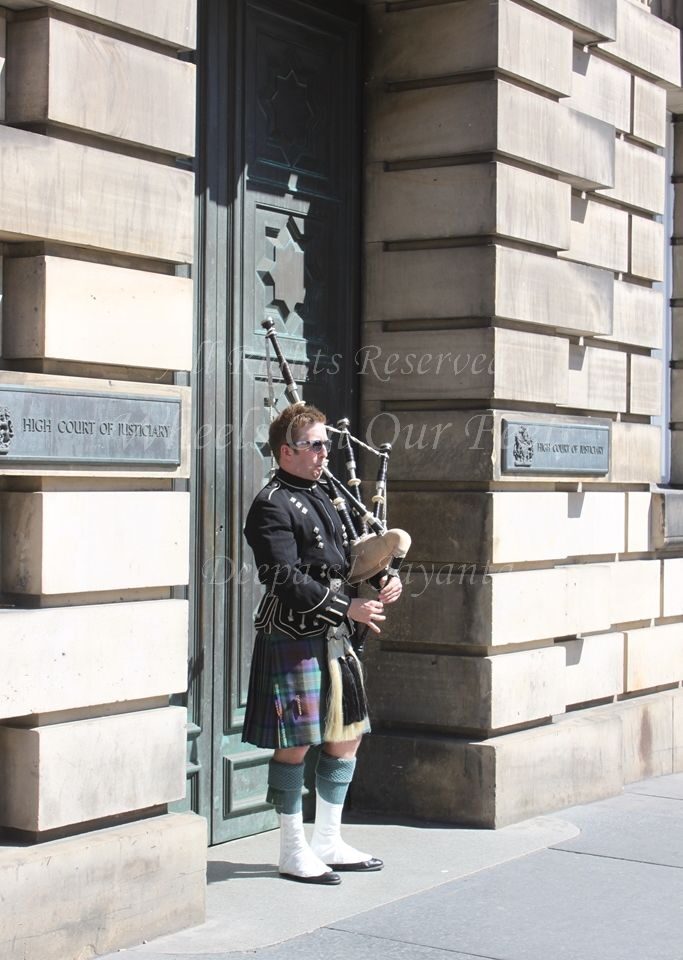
[288,439,332,452]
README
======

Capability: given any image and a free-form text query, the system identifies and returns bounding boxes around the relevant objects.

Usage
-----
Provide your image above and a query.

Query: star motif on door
[257,220,306,323]
[261,67,317,167]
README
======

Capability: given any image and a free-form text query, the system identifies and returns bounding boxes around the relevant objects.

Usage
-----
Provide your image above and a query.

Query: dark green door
[192,0,362,843]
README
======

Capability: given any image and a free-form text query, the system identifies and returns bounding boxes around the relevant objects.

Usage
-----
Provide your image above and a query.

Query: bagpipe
[262,318,411,742]
[262,318,411,587]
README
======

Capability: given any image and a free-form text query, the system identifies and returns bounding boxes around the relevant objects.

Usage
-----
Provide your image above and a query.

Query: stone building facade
[0,0,682,957]
[353,0,683,828]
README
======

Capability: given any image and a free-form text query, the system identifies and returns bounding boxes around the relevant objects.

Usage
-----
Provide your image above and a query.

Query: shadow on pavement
[207,860,278,883]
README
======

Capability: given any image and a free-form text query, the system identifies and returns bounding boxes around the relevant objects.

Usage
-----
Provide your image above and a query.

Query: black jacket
[244,468,353,638]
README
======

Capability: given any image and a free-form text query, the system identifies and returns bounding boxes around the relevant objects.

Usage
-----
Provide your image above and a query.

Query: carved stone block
[626,491,653,553]
[520,0,617,42]
[390,490,626,566]
[358,405,498,484]
[490,707,626,824]
[494,246,613,335]
[564,343,627,413]
[365,243,612,336]
[598,280,663,349]
[6,14,195,155]
[364,244,495,324]
[651,490,683,549]
[566,489,625,558]
[0,125,193,263]
[0,0,197,49]
[0,706,187,831]
[600,0,681,88]
[1,491,190,595]
[369,0,573,96]
[354,730,499,826]
[625,624,683,693]
[566,492,627,557]
[610,421,661,483]
[382,561,617,651]
[368,79,615,190]
[629,354,662,417]
[558,632,624,707]
[365,161,571,250]
[630,215,664,282]
[558,195,628,272]
[3,256,193,370]
[632,76,667,147]
[597,137,666,215]
[621,693,678,783]
[363,644,566,734]
[353,704,624,827]
[497,83,615,189]
[358,326,496,402]
[360,324,569,405]
[567,46,630,132]
[609,559,661,625]
[0,600,188,720]
[0,812,206,960]
[494,329,568,403]
[662,558,683,617]
[497,564,611,644]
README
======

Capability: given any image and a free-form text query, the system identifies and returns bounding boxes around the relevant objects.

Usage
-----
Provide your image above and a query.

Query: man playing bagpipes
[242,402,403,885]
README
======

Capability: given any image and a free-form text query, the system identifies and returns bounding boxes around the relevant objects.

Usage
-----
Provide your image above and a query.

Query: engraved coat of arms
[512,425,534,467]
[0,408,15,454]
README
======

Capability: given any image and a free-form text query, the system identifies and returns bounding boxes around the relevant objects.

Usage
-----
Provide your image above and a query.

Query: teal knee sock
[266,760,305,814]
[315,752,356,805]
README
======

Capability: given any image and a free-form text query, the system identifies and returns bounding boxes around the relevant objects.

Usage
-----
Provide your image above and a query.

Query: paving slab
[214,927,489,960]
[331,848,683,960]
[96,774,683,960]
[113,930,480,960]
[102,815,577,957]
[625,772,683,800]
[552,791,683,867]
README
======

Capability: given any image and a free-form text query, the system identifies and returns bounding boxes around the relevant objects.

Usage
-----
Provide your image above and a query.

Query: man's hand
[378,573,402,604]
[348,597,386,634]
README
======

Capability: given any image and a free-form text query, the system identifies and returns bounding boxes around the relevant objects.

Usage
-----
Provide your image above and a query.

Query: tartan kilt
[241,628,370,748]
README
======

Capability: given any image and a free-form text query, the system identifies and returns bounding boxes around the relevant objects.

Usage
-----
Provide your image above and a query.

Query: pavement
[102,773,683,960]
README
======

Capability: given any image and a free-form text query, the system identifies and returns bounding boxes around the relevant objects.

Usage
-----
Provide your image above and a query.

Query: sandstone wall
[354,0,683,827]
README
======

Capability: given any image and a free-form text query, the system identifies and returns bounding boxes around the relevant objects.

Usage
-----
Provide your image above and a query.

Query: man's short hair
[268,403,326,463]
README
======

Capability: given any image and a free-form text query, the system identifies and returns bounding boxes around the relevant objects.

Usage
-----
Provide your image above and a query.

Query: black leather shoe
[328,857,383,872]
[280,870,341,885]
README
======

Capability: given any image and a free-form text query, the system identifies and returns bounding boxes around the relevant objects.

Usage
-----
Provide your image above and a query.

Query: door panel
[195,0,361,844]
